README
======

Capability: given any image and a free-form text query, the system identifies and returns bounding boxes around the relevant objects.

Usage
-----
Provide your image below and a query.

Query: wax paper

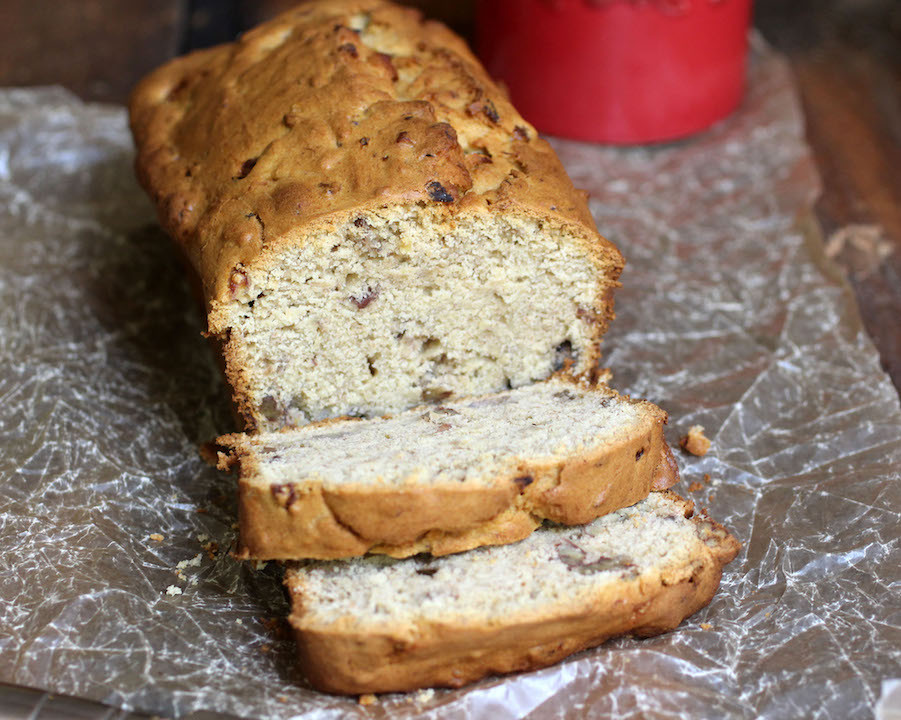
[1,39,899,719]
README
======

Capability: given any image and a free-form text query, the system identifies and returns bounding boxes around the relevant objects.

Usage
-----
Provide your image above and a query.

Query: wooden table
[2,0,898,394]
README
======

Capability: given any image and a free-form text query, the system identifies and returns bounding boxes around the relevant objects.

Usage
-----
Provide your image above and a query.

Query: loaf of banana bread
[129,0,624,431]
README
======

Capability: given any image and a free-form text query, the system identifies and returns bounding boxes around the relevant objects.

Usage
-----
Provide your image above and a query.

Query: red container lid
[477,0,753,144]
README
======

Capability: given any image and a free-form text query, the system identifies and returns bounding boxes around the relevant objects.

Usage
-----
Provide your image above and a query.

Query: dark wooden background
[2,0,898,395]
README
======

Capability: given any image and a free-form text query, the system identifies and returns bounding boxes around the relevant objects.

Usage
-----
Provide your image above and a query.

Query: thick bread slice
[130,0,624,431]
[219,377,678,560]
[284,491,740,695]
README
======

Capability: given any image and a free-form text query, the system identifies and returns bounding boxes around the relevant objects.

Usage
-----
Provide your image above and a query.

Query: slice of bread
[130,0,624,432]
[219,377,678,560]
[284,491,740,695]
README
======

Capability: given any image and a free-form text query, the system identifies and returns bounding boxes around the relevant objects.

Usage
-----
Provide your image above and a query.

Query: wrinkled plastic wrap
[1,40,900,719]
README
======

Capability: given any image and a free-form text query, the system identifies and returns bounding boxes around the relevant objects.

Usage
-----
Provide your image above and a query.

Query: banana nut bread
[218,377,679,559]
[129,0,625,431]
[284,490,740,694]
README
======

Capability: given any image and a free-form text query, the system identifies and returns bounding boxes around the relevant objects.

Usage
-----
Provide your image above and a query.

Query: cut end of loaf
[218,209,618,431]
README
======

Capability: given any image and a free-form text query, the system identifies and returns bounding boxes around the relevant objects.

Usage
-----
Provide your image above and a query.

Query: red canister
[477,0,753,144]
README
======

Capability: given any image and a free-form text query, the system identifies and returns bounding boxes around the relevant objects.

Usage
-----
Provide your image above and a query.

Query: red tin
[477,0,753,144]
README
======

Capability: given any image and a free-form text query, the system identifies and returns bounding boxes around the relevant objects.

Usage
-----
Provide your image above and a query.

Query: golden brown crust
[285,493,740,694]
[129,1,624,433]
[226,407,676,560]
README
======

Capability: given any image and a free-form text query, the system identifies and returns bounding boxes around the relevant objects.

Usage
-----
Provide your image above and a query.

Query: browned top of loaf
[129,0,621,325]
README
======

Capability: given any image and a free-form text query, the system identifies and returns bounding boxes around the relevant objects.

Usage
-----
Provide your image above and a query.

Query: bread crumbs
[680,425,711,456]
[202,541,219,559]
[359,693,377,706]
[177,553,203,570]
[165,585,183,596]
[688,481,704,492]
[700,623,713,630]
[149,533,164,542]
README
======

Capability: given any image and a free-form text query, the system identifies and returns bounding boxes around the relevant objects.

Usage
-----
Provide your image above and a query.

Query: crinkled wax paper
[1,39,900,719]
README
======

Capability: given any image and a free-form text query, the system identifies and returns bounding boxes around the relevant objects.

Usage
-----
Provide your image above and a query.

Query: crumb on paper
[177,553,203,570]
[688,481,705,492]
[260,644,272,654]
[359,693,377,706]
[149,533,164,542]
[197,533,210,544]
[703,473,711,483]
[165,585,183,596]
[236,619,243,625]
[415,688,435,703]
[278,695,289,703]
[680,425,711,456]
[700,623,713,630]
[202,541,219,560]
[253,560,269,571]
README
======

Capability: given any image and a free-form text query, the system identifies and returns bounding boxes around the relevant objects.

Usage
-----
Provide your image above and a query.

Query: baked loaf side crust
[285,492,740,694]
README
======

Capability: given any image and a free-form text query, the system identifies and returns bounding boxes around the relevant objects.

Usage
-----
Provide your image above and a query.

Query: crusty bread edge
[284,491,741,694]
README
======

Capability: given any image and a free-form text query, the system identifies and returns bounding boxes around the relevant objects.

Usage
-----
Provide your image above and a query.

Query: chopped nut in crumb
[149,533,164,542]
[165,585,183,596]
[700,623,713,630]
[688,481,705,492]
[680,425,711,456]
[359,693,377,706]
